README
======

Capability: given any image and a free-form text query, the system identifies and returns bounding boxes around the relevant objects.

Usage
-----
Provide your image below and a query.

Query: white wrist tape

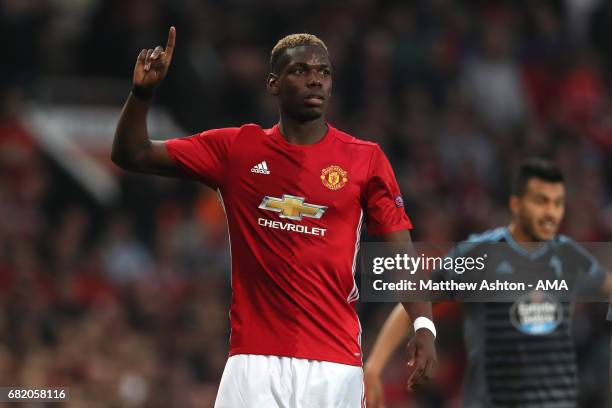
[413,317,436,339]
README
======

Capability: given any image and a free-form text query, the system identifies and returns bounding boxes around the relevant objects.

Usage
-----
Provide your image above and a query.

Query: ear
[509,195,520,217]
[267,73,280,96]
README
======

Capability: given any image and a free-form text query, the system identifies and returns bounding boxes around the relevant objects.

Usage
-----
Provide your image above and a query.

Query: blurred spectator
[461,15,527,131]
[101,215,153,284]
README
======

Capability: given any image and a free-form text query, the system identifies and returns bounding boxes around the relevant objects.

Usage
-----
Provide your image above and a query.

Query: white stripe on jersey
[347,210,363,303]
[217,189,233,343]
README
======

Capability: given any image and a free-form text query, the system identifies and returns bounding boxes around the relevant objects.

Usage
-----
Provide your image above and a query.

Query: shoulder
[466,227,507,244]
[330,127,389,174]
[200,124,264,137]
[555,234,597,263]
[240,123,265,133]
[331,126,379,150]
[452,227,506,257]
[192,124,269,146]
[222,124,262,138]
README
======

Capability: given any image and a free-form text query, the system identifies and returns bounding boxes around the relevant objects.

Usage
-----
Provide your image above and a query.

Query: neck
[278,115,328,145]
[508,222,529,243]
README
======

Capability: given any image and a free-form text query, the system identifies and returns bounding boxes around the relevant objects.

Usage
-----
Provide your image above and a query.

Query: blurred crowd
[1,0,612,406]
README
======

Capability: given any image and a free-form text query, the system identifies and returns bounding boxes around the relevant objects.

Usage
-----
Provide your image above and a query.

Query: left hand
[405,328,437,389]
[363,365,386,408]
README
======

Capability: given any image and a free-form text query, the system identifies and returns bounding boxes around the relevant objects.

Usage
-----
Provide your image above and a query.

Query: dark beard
[520,213,545,243]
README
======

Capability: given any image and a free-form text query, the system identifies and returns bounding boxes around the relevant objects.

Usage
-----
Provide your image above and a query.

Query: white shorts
[214,354,365,408]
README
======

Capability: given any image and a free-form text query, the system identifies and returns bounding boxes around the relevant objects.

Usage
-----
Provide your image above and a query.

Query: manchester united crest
[320,165,348,190]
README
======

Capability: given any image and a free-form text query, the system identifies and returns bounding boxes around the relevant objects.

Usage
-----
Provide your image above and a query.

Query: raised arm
[111,26,179,176]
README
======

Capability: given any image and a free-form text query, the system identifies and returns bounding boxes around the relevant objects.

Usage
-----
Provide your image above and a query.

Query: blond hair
[270,33,328,71]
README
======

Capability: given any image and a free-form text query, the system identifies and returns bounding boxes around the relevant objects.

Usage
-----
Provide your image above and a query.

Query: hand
[406,328,437,389]
[364,365,386,408]
[133,26,176,91]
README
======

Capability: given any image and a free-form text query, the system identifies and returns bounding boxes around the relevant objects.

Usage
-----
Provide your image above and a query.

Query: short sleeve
[164,127,239,188]
[363,145,412,235]
[573,248,605,295]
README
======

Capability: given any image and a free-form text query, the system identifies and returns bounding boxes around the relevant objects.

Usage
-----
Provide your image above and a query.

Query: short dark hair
[270,33,328,73]
[512,158,564,196]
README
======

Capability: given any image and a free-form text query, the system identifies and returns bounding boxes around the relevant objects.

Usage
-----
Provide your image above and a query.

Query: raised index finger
[165,26,176,58]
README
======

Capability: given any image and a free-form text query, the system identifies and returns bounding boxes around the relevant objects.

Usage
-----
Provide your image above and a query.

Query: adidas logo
[251,161,270,175]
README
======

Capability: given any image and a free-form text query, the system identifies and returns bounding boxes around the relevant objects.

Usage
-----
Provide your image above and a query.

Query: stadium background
[1,0,611,406]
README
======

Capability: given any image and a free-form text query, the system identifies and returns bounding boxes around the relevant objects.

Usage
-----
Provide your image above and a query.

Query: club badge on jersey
[510,291,563,335]
[320,165,348,190]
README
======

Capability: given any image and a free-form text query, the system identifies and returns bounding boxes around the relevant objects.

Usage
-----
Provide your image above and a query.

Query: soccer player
[364,159,612,408]
[111,27,437,407]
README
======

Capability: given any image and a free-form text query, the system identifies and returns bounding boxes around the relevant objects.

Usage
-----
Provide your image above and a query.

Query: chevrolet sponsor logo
[258,195,327,221]
[257,218,326,236]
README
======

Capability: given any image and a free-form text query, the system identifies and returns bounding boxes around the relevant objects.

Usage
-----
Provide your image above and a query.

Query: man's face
[511,178,565,242]
[267,45,332,122]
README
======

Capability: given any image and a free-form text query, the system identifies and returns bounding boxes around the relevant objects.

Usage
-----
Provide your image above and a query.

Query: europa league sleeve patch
[394,195,404,208]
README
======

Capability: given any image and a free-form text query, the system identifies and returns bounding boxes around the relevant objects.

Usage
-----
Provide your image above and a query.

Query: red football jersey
[165,124,411,366]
